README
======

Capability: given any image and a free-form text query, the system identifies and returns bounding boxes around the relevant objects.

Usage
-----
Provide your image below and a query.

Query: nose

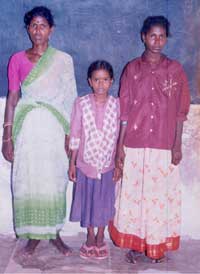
[98,79,104,87]
[35,25,41,33]
[155,36,161,45]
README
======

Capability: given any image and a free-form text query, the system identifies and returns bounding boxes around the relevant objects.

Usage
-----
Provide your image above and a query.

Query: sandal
[79,243,96,259]
[94,243,108,260]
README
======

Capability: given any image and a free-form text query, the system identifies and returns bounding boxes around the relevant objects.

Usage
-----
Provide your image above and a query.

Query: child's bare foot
[22,239,40,257]
[50,235,72,256]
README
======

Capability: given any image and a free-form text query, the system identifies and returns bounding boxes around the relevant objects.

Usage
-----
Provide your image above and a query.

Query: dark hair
[24,6,54,27]
[87,60,114,79]
[140,16,171,38]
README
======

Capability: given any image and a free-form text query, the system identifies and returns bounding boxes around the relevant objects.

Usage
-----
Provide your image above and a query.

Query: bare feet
[22,239,40,256]
[50,235,72,256]
[125,250,143,264]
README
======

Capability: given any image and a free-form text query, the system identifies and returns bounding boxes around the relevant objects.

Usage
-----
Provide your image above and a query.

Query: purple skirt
[70,168,115,228]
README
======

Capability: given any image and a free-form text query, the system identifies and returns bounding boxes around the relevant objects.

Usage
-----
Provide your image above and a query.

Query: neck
[93,93,108,103]
[31,43,49,56]
[144,50,163,64]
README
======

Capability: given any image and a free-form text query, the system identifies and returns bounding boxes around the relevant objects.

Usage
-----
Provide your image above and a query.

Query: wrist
[2,137,12,143]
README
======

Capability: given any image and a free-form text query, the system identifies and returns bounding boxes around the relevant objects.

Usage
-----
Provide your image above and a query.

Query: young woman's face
[142,25,167,55]
[89,69,113,96]
[28,16,53,46]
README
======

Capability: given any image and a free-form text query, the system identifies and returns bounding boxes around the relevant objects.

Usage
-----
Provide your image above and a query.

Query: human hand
[113,167,122,182]
[2,140,14,162]
[68,163,77,182]
[171,146,182,165]
[115,145,125,170]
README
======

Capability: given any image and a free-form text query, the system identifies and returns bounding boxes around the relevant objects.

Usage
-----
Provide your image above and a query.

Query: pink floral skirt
[109,147,181,259]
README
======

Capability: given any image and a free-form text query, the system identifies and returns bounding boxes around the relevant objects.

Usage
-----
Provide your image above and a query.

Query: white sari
[12,47,77,239]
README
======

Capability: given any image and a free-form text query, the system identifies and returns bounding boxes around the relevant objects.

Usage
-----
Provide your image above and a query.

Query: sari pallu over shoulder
[12,47,72,143]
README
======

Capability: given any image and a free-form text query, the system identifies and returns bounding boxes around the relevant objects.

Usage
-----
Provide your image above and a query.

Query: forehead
[147,24,166,34]
[91,69,111,78]
[30,16,49,25]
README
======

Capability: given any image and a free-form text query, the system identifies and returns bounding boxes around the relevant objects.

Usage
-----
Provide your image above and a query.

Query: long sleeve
[119,64,131,121]
[176,67,190,121]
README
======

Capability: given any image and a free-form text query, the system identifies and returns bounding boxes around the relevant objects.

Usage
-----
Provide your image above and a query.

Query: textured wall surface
[0,98,200,238]
[0,0,200,101]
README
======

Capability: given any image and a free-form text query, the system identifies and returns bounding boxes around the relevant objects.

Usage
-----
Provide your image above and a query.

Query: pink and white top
[8,51,34,91]
[69,93,120,179]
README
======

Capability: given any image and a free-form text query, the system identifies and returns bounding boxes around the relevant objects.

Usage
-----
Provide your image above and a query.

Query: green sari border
[22,46,56,88]
[13,102,70,143]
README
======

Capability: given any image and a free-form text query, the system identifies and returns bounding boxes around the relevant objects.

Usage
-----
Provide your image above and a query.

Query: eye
[30,23,37,28]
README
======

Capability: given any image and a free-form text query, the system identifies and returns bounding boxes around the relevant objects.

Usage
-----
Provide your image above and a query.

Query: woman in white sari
[2,6,77,256]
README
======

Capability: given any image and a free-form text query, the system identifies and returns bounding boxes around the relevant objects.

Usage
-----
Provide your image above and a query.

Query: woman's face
[28,16,53,46]
[142,25,167,55]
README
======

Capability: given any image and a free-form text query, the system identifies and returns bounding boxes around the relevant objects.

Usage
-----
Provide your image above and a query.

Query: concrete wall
[0,98,200,238]
[0,0,200,101]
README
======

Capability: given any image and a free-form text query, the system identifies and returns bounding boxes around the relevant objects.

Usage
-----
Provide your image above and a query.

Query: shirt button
[152,71,155,74]
[152,87,155,90]
[150,129,153,132]
[150,115,154,119]
[151,102,154,106]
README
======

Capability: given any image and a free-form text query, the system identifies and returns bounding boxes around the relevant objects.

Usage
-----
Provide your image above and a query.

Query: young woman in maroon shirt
[109,16,190,263]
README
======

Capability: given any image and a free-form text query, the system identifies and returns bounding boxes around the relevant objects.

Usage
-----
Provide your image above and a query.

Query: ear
[88,78,92,87]
[50,26,54,34]
[142,33,146,43]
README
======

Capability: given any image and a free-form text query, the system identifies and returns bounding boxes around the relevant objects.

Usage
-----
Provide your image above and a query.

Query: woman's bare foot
[22,239,40,256]
[125,250,143,264]
[50,235,72,256]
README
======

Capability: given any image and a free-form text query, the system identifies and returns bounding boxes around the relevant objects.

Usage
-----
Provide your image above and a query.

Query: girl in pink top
[69,60,120,259]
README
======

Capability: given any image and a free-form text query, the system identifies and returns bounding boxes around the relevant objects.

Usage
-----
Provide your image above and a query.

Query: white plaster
[0,98,200,239]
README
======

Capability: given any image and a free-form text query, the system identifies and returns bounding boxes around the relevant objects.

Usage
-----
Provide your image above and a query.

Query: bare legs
[86,226,105,247]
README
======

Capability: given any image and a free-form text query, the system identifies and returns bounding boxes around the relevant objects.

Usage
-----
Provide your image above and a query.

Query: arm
[113,122,127,181]
[115,122,127,169]
[171,66,190,165]
[171,121,183,165]
[113,64,131,178]
[2,91,20,162]
[68,97,81,180]
[68,149,78,182]
[63,55,77,157]
[65,134,70,158]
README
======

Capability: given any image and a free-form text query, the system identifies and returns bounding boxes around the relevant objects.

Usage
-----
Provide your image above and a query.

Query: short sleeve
[8,54,20,92]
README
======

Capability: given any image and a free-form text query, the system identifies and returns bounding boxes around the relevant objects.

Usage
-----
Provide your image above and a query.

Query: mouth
[153,48,161,51]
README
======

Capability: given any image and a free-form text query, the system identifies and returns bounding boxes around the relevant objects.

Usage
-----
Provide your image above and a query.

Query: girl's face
[89,69,113,97]
[28,16,53,46]
[142,25,167,55]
